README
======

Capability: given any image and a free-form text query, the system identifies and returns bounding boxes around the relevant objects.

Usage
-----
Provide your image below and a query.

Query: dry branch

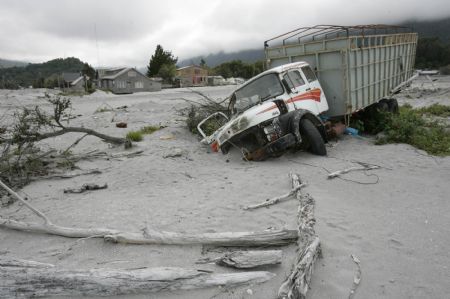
[0,180,297,246]
[243,184,306,210]
[0,217,297,246]
[349,254,362,299]
[277,173,321,299]
[0,258,275,298]
[328,163,380,179]
[199,250,283,269]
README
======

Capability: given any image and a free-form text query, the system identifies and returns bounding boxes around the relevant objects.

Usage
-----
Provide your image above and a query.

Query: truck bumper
[245,133,296,161]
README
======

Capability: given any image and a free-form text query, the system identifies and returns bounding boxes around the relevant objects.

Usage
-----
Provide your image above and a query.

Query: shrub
[139,125,162,135]
[126,131,143,142]
[376,105,450,156]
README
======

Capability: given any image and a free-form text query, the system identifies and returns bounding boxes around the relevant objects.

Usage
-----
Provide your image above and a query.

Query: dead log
[0,179,297,246]
[0,258,275,298]
[277,173,321,299]
[0,217,297,246]
[243,184,306,210]
[199,250,283,269]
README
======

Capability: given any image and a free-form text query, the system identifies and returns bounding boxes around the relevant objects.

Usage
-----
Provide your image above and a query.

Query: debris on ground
[63,183,108,194]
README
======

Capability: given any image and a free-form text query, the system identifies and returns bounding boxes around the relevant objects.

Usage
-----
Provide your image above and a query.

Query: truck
[198,25,418,160]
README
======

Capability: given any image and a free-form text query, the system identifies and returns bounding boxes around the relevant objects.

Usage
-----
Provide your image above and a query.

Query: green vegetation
[416,37,450,70]
[126,126,163,142]
[139,125,163,135]
[375,105,450,156]
[416,104,450,117]
[126,131,143,142]
[186,105,227,136]
[147,45,177,83]
[0,57,95,90]
[211,60,264,79]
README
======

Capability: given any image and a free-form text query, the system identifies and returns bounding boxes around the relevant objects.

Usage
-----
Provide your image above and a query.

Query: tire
[299,118,327,156]
[387,98,399,114]
[377,100,390,112]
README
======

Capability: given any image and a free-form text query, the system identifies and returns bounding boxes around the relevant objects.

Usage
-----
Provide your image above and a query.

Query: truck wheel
[299,119,327,156]
[387,98,399,114]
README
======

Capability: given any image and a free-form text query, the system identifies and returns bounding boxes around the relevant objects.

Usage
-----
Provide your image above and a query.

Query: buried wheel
[299,118,327,156]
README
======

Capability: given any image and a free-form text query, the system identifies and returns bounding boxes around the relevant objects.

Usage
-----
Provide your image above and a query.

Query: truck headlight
[263,118,282,142]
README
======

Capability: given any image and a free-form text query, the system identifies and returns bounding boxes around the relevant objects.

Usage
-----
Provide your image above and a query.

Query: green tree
[157,63,177,83]
[416,37,450,69]
[147,45,178,77]
[200,58,206,67]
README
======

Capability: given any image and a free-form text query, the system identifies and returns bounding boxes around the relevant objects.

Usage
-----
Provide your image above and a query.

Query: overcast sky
[0,0,448,67]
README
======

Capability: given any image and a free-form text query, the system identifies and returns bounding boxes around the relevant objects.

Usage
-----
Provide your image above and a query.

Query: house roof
[71,75,89,86]
[62,72,80,82]
[100,67,131,80]
[176,65,205,71]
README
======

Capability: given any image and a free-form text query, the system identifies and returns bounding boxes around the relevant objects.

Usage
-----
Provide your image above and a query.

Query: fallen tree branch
[0,180,297,246]
[0,258,275,298]
[11,126,128,145]
[278,173,321,299]
[197,250,282,269]
[243,184,306,210]
[0,217,297,246]
[349,254,362,299]
[327,164,380,179]
[0,179,52,225]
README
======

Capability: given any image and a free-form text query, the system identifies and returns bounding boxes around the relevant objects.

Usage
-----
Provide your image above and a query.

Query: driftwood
[0,258,275,298]
[349,254,362,299]
[63,183,108,194]
[0,217,297,246]
[198,250,283,269]
[0,178,297,246]
[243,184,307,210]
[278,173,321,299]
[328,162,380,179]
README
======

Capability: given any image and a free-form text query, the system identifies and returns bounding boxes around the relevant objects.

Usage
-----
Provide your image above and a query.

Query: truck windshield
[233,73,283,112]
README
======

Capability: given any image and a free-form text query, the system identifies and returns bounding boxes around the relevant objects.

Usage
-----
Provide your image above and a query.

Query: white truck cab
[198,62,329,160]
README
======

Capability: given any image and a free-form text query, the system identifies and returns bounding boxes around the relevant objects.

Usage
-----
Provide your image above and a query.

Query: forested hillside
[0,57,92,89]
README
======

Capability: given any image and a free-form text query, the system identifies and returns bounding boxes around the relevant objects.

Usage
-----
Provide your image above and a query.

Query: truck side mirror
[282,79,292,94]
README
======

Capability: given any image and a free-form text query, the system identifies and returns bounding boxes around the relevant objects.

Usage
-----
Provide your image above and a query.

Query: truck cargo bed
[264,25,418,117]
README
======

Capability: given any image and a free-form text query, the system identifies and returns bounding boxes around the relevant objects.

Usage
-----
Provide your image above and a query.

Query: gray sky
[0,0,448,67]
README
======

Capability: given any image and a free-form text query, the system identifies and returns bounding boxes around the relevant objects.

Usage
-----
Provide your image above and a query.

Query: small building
[97,67,161,94]
[176,65,208,87]
[62,72,87,91]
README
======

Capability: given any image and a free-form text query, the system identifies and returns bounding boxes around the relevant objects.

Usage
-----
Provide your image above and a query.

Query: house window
[117,81,126,88]
[134,81,143,88]
[128,71,136,77]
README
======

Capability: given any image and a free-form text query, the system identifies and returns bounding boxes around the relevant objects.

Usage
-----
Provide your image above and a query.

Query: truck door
[282,69,320,114]
[300,66,329,114]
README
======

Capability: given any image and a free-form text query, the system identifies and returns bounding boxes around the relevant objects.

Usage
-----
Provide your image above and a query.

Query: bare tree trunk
[277,173,321,299]
[0,217,297,246]
[199,250,283,269]
[0,180,297,246]
[0,258,275,298]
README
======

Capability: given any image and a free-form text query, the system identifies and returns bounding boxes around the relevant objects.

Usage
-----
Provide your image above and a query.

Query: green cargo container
[264,25,418,117]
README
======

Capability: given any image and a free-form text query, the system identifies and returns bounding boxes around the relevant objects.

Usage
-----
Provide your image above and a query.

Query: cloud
[0,0,449,67]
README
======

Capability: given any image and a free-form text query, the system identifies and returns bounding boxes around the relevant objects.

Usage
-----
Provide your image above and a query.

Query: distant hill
[178,49,264,68]
[0,58,29,68]
[0,57,89,89]
[402,17,450,43]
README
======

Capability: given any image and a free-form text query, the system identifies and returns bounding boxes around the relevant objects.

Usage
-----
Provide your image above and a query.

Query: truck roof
[236,61,309,91]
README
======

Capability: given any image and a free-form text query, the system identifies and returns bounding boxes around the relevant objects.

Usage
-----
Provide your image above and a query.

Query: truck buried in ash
[198,25,418,160]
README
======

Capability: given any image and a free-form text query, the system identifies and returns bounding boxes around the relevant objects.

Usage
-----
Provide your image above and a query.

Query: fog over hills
[178,17,450,68]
